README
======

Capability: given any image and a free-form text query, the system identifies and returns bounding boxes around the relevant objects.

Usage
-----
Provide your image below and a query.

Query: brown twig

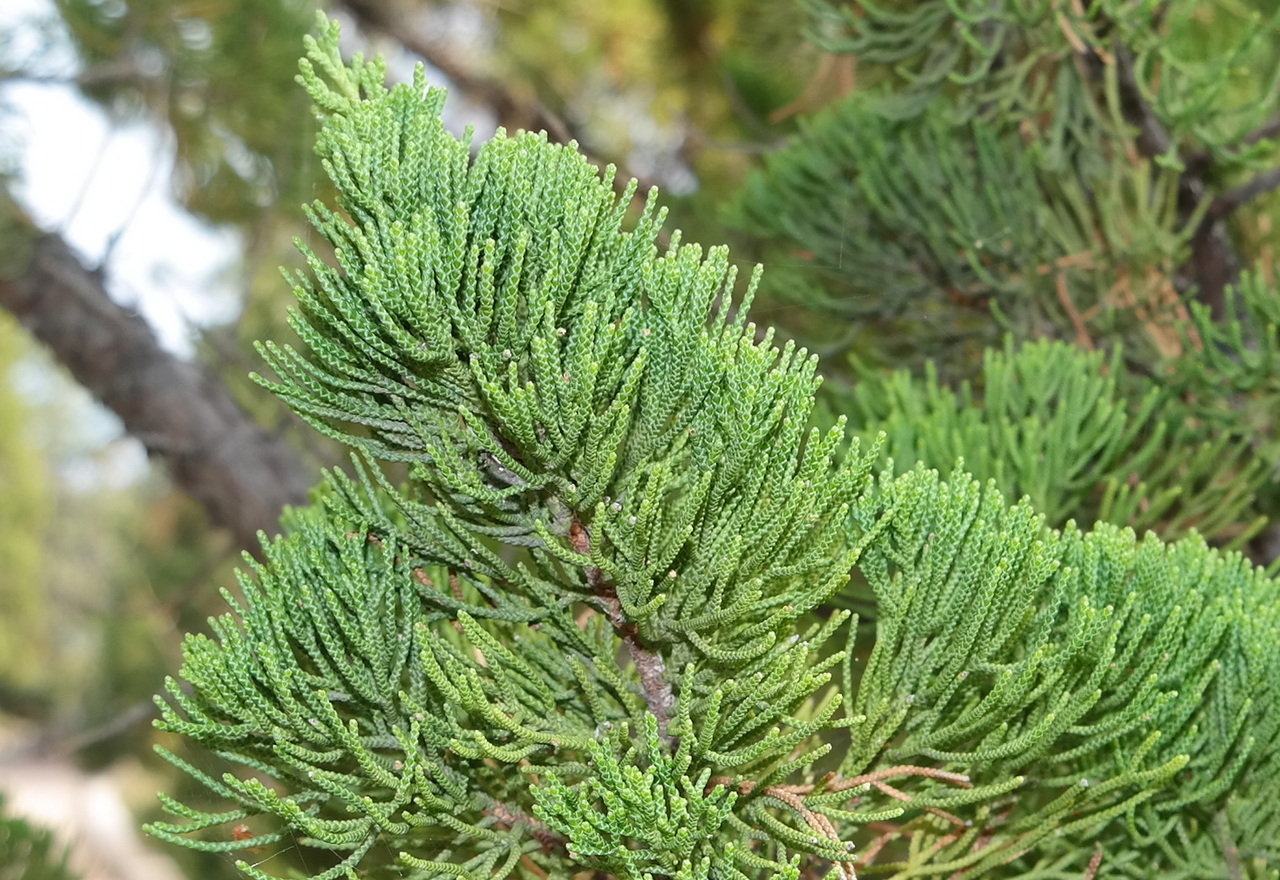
[832,764,974,793]
[1082,843,1104,880]
[708,767,977,876]
[870,780,913,803]
[487,800,563,853]
[1057,273,1096,350]
[763,787,857,880]
[971,804,1016,855]
[855,829,897,871]
[568,516,675,740]
[1056,0,1114,66]
[924,806,968,829]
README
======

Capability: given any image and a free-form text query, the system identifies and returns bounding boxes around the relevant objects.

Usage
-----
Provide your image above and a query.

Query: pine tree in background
[739,0,1280,549]
[147,19,1280,880]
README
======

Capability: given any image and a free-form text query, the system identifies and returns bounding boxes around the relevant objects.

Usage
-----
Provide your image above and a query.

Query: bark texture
[0,231,314,552]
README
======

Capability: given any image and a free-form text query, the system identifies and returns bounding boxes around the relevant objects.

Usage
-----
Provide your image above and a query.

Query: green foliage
[1172,270,1280,481]
[845,463,1279,876]
[0,796,77,880]
[805,0,1280,147]
[747,0,1280,355]
[737,92,1190,373]
[845,337,1268,545]
[739,0,1280,552]
[152,17,870,880]
[150,18,1280,880]
[533,714,740,880]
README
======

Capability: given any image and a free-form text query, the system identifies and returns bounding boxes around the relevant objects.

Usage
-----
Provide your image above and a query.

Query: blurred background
[3,0,1280,877]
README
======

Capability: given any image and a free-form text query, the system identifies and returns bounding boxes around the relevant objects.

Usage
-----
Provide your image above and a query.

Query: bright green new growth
[149,18,1280,880]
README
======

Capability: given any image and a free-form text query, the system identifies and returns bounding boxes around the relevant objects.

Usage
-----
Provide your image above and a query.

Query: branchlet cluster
[148,18,1280,880]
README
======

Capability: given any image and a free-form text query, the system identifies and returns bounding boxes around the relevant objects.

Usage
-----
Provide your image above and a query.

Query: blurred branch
[59,698,158,754]
[0,58,152,88]
[718,67,784,145]
[1186,111,1280,173]
[1112,47,1173,160]
[338,0,573,143]
[1206,167,1280,224]
[0,216,314,555]
[1240,113,1280,149]
[335,0,663,198]
[0,688,185,762]
[1112,45,1238,318]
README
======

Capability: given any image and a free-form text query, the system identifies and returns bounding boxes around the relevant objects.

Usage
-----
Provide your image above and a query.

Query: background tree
[739,0,1280,554]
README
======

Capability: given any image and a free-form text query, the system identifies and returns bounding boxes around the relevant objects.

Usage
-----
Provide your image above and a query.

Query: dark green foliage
[845,337,1268,544]
[150,18,1280,880]
[737,94,1190,375]
[804,0,1280,144]
[740,101,1046,354]
[740,0,1280,553]
[1172,272,1280,508]
[845,463,1280,876]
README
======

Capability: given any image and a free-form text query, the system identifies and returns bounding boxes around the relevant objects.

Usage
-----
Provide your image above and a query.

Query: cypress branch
[148,16,1280,880]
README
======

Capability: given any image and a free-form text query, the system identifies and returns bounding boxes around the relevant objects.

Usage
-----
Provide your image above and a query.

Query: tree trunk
[0,231,314,553]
